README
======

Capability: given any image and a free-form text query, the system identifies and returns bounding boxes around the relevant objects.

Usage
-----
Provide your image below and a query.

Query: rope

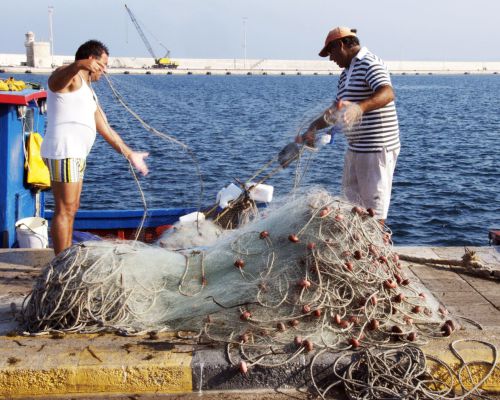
[99,73,206,238]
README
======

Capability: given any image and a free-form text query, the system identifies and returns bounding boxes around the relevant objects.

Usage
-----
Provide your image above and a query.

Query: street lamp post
[242,17,247,69]
[48,6,55,67]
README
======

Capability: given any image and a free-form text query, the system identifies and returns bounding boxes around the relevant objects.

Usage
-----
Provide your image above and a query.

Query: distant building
[24,32,52,68]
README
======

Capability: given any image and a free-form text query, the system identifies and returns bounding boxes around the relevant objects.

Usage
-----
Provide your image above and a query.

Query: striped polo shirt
[336,47,400,153]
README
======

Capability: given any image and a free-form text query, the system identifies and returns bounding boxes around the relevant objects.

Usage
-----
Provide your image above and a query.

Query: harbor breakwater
[1,53,500,75]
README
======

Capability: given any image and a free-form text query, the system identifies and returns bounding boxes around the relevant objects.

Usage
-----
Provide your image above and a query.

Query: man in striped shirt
[302,27,400,225]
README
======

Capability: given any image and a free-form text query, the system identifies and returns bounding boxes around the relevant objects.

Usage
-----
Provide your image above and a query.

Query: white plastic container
[316,133,332,147]
[15,217,48,248]
[245,182,274,203]
[217,183,243,208]
[179,211,206,225]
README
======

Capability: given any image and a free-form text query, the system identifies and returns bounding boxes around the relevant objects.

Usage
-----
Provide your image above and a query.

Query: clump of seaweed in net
[21,190,454,349]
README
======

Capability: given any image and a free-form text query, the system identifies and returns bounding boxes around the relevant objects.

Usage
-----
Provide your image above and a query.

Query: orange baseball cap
[319,26,357,57]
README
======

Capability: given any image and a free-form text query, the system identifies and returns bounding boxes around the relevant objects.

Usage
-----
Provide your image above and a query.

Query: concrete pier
[1,53,500,76]
[0,246,499,398]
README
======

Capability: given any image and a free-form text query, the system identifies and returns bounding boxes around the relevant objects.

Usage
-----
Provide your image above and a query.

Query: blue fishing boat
[0,85,195,247]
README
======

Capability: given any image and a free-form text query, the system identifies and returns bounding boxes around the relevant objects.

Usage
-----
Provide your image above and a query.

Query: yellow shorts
[44,158,86,183]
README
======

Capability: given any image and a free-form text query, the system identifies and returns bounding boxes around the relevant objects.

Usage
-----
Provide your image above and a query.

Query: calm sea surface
[3,72,499,246]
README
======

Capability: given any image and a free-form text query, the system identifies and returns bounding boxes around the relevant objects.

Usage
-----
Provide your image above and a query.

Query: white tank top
[41,74,97,159]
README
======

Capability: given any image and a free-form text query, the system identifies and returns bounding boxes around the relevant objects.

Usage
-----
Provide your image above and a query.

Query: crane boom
[125,4,157,59]
[124,4,178,68]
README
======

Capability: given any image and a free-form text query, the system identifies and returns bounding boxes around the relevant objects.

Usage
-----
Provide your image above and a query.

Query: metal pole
[48,6,54,67]
[243,17,247,69]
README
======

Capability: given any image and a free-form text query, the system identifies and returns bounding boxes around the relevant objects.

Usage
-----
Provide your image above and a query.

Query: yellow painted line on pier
[0,334,193,398]
[422,334,500,393]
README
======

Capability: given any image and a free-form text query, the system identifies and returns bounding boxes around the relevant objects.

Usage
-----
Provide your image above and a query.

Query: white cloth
[342,147,400,220]
[41,74,97,159]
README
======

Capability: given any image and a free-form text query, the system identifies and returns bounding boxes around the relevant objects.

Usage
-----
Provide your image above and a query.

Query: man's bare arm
[48,59,106,93]
[95,106,149,175]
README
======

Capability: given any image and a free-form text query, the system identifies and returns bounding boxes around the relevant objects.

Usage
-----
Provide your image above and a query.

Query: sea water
[3,73,499,246]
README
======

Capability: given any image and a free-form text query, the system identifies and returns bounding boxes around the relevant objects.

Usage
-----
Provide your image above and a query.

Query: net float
[344,261,353,272]
[297,278,311,288]
[438,305,449,316]
[368,319,379,331]
[419,292,426,299]
[391,325,403,334]
[239,360,248,374]
[354,250,362,260]
[288,234,299,243]
[302,305,311,313]
[441,323,453,337]
[303,339,314,352]
[412,306,422,314]
[277,322,286,332]
[392,254,400,262]
[378,255,388,264]
[335,214,344,222]
[313,309,322,318]
[234,259,245,269]
[294,336,303,346]
[332,314,342,325]
[369,244,379,257]
[384,279,397,289]
[407,332,417,342]
[394,274,403,284]
[339,320,349,328]
[444,319,456,331]
[404,316,414,325]
[239,333,249,343]
[367,208,376,217]
[289,319,299,327]
[351,206,363,215]
[319,207,331,217]
[240,311,251,321]
[307,242,316,250]
[401,279,410,286]
[259,230,269,239]
[349,338,361,348]
[393,293,405,303]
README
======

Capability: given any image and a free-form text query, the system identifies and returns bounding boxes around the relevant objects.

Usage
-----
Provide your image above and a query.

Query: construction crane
[125,4,178,69]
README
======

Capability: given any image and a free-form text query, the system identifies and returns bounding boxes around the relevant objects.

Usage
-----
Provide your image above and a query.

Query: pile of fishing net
[22,189,454,346]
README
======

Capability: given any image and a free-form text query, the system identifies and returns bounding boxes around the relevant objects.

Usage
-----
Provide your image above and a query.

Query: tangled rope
[311,339,498,400]
[399,248,497,281]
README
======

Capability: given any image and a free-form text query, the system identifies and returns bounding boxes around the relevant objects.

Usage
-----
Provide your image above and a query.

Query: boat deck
[0,246,499,398]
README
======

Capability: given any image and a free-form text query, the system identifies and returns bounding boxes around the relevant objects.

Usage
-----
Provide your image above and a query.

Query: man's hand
[128,151,149,176]
[76,58,106,75]
[296,128,316,148]
[337,100,363,128]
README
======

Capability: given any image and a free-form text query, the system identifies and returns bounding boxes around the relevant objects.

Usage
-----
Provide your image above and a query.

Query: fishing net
[22,189,453,349]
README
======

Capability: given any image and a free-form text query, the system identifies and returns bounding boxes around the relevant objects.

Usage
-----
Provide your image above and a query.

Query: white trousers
[342,148,400,220]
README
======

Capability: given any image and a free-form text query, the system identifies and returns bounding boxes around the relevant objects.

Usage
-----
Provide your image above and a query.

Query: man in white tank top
[41,40,149,255]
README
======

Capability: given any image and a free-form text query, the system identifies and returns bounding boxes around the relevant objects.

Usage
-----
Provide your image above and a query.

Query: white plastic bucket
[15,217,48,249]
[245,182,274,203]
[217,183,243,209]
[179,211,206,225]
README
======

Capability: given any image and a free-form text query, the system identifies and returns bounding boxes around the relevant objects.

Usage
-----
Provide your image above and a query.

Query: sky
[1,0,499,61]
